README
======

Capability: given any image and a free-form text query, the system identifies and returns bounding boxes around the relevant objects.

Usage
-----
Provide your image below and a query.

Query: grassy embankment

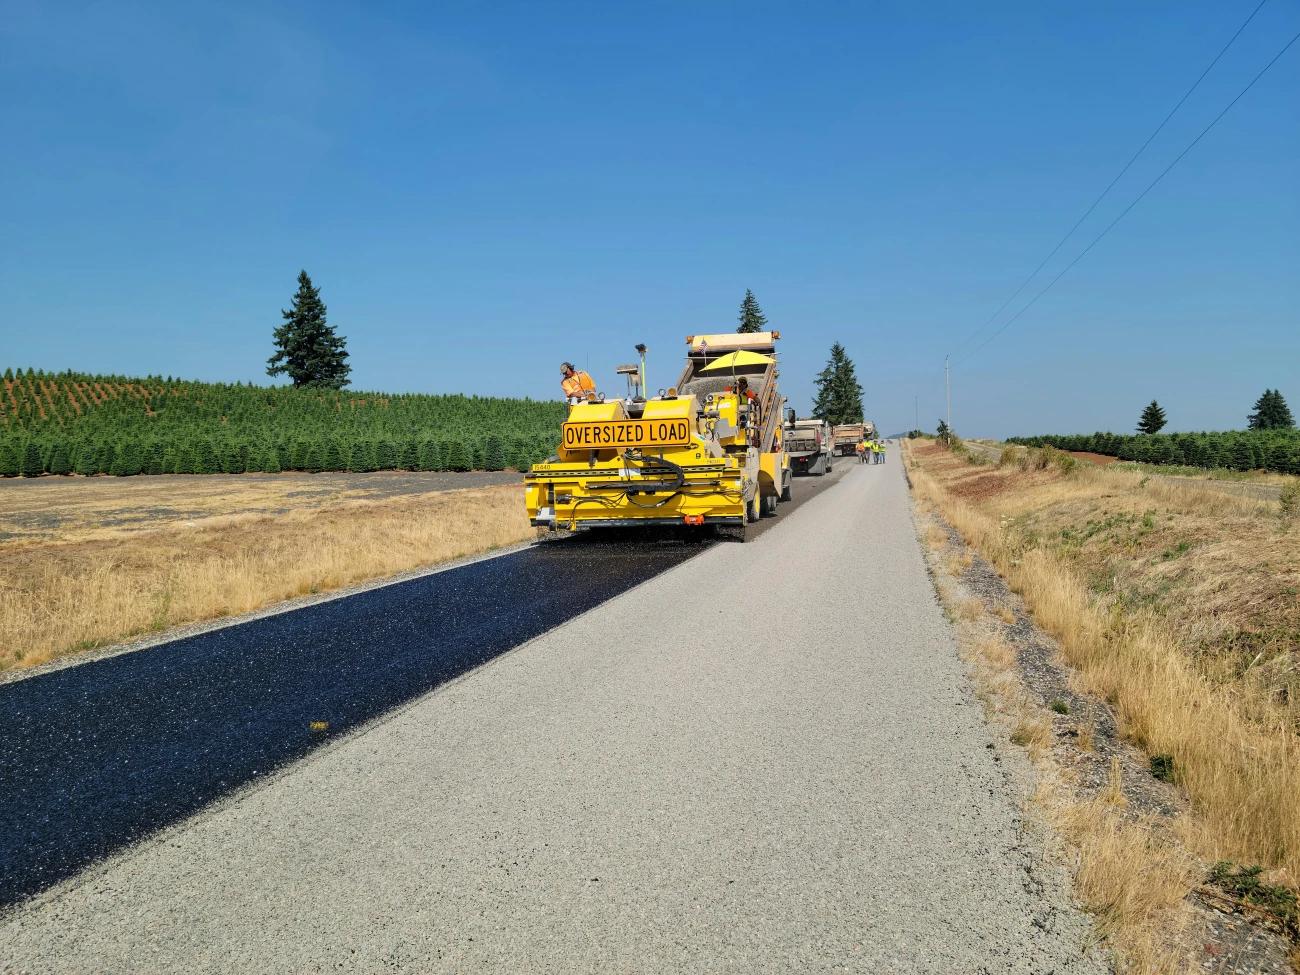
[907,440,1299,952]
[0,476,532,673]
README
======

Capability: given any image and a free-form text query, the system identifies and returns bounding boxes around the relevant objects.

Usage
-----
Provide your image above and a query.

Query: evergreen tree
[348,440,375,473]
[266,271,352,389]
[0,439,19,477]
[811,343,864,425]
[418,440,441,472]
[398,439,418,471]
[262,444,282,473]
[483,435,505,471]
[220,444,245,474]
[21,441,44,477]
[1266,441,1290,474]
[1229,438,1254,471]
[374,439,397,470]
[144,441,165,475]
[445,438,471,472]
[173,446,197,475]
[936,419,951,445]
[47,441,72,475]
[96,442,115,474]
[736,289,768,333]
[1137,400,1166,435]
[1248,389,1294,430]
[320,439,344,471]
[194,440,219,474]
[506,436,528,471]
[304,442,325,473]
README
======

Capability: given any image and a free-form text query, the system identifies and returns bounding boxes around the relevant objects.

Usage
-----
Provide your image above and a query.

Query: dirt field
[0,472,531,671]
[1065,450,1120,466]
[0,471,521,544]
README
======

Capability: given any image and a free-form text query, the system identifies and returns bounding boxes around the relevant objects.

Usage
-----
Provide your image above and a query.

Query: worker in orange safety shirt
[560,362,596,403]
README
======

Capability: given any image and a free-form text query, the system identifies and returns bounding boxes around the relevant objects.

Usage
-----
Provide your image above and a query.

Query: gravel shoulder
[2,462,1105,974]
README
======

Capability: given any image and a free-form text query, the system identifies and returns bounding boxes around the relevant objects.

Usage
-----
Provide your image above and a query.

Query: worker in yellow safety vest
[560,362,596,403]
[873,438,885,464]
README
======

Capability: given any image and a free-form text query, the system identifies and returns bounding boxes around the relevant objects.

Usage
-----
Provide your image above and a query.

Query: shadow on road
[0,533,710,908]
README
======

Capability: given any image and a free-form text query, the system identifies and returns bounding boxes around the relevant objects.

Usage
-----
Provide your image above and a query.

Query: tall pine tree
[1248,389,1294,429]
[267,271,352,389]
[736,289,768,333]
[811,343,864,425]
[1137,400,1166,435]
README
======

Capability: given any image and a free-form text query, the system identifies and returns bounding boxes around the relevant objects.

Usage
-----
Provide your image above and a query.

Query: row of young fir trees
[1010,390,1300,474]
[0,273,562,477]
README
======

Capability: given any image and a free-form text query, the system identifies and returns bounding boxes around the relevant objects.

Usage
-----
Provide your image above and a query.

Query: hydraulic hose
[621,450,686,493]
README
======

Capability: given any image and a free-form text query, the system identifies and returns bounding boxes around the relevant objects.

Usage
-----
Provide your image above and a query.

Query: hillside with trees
[1010,390,1299,474]
[0,368,563,476]
[1007,429,1300,473]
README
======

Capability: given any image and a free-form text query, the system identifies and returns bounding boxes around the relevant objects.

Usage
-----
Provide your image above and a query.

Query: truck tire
[780,480,792,502]
[761,493,777,517]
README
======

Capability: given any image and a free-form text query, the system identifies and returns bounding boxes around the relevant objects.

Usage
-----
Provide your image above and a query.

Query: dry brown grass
[910,452,1200,971]
[1050,787,1196,975]
[972,634,1016,671]
[0,485,532,671]
[923,523,948,550]
[1010,710,1053,756]
[907,439,1300,888]
[994,604,1017,625]
[944,550,974,576]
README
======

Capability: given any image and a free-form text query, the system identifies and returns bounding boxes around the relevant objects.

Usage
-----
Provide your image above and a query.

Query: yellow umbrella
[699,350,774,372]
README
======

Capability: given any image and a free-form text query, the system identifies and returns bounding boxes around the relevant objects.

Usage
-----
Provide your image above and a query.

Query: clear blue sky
[2,0,1297,437]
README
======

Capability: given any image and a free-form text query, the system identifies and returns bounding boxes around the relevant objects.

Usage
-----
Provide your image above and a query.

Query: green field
[0,368,565,476]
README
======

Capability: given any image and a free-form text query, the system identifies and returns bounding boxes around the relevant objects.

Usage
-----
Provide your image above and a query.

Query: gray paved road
[1,462,1103,974]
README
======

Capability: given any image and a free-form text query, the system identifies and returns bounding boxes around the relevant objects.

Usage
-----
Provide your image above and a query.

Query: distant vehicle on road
[832,421,877,457]
[785,417,834,476]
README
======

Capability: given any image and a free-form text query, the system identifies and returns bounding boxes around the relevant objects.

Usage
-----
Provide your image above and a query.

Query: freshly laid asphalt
[0,459,1104,973]
[0,465,843,908]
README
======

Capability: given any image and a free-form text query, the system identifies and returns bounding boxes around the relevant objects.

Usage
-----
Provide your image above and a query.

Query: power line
[952,0,1271,358]
[956,24,1300,366]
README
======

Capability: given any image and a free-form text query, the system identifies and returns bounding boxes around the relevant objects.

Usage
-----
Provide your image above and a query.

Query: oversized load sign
[562,418,692,450]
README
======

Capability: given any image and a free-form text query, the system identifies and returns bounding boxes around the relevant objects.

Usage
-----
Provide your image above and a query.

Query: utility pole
[944,355,952,442]
[914,395,919,434]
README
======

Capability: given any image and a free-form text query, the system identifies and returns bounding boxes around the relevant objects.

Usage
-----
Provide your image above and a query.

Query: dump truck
[524,332,790,540]
[832,421,877,456]
[785,417,834,476]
